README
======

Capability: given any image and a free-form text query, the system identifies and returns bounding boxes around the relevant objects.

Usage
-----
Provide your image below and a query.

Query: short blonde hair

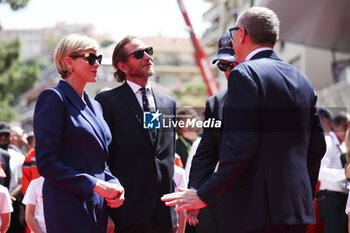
[54,34,99,79]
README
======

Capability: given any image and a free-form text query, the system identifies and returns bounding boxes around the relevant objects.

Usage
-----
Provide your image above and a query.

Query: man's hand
[93,180,124,200]
[161,188,207,211]
[185,209,199,226]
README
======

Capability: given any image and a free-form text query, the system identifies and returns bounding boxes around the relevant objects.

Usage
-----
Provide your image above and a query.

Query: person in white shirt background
[318,112,349,233]
[22,176,46,233]
[0,158,13,233]
[173,165,187,233]
[344,125,350,231]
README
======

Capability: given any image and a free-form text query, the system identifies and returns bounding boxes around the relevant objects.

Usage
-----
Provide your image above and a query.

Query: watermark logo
[143,109,222,130]
[143,110,162,129]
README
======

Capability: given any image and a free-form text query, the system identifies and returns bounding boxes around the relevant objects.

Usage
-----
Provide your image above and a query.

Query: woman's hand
[93,180,124,200]
[105,189,125,208]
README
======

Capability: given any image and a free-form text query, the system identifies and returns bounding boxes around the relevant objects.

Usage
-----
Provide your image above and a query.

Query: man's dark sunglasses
[69,53,102,65]
[217,61,237,72]
[124,47,153,60]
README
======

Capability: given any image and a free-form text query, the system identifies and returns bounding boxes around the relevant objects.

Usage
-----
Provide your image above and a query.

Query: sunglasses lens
[88,54,95,65]
[133,50,144,59]
[145,47,153,56]
[96,55,102,64]
[217,63,227,72]
[87,54,102,65]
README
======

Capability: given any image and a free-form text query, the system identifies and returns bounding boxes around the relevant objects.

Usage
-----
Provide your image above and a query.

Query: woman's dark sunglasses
[69,53,102,65]
[217,61,237,72]
[124,47,153,60]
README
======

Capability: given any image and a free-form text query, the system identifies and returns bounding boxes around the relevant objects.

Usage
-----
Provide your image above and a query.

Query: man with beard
[95,36,177,233]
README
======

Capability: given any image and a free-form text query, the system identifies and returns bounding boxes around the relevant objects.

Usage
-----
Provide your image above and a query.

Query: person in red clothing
[307,181,324,233]
[22,148,40,195]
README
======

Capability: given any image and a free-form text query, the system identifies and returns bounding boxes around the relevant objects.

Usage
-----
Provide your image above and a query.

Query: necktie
[140,87,157,143]
[140,87,150,112]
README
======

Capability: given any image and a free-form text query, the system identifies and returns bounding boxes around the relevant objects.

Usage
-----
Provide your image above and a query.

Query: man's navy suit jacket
[95,82,178,228]
[197,50,326,233]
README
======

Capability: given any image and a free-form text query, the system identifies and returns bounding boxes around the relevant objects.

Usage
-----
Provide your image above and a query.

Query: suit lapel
[84,93,110,152]
[119,83,155,146]
[58,81,109,154]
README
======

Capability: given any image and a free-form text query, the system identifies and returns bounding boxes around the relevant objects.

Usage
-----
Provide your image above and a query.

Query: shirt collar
[245,47,273,61]
[126,80,152,94]
[329,130,341,147]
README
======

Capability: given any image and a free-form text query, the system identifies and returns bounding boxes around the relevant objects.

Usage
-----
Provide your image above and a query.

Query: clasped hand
[93,180,125,208]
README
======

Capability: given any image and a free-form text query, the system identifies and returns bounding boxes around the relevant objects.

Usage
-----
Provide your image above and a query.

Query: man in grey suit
[162,7,326,233]
[96,36,177,233]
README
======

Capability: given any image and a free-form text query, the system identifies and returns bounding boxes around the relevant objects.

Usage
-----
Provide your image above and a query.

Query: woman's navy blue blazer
[34,80,120,233]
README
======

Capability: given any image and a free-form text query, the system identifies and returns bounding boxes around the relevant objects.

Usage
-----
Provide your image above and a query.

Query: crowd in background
[0,121,40,233]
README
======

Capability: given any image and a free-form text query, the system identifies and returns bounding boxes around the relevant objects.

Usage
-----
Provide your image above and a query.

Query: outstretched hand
[185,209,199,226]
[161,187,207,212]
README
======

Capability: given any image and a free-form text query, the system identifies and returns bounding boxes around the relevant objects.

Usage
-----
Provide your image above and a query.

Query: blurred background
[0,0,349,132]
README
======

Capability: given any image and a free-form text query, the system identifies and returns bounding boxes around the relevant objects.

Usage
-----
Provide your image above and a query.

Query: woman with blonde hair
[34,34,124,233]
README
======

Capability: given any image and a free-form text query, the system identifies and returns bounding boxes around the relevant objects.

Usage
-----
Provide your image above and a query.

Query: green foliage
[25,57,51,71]
[0,100,17,121]
[0,38,20,73]
[0,0,33,121]
[184,81,207,95]
[0,39,40,121]
[172,80,208,107]
[179,95,206,107]
[7,61,39,96]
[101,40,114,48]
[0,0,29,10]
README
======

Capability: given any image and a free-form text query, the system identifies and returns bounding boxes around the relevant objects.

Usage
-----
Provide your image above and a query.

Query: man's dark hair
[112,35,138,82]
[332,112,348,126]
